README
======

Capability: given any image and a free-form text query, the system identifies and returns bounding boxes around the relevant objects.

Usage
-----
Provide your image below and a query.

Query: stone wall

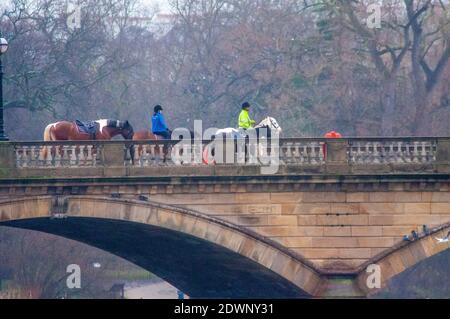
[149,189,450,271]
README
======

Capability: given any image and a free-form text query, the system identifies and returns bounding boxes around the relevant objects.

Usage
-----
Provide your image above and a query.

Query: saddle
[75,120,100,138]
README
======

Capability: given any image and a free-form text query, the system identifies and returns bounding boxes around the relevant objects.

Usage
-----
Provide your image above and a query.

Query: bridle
[269,117,280,130]
[256,117,280,131]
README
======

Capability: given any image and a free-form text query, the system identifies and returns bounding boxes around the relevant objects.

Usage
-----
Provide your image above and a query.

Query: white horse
[214,117,282,137]
[203,117,282,164]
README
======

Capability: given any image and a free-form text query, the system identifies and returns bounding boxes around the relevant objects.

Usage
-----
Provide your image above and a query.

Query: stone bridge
[0,137,449,297]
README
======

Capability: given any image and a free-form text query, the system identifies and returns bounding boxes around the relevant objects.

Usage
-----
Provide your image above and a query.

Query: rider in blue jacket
[152,105,171,139]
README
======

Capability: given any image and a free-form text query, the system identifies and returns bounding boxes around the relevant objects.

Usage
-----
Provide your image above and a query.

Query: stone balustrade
[348,139,437,164]
[14,141,103,168]
[279,140,325,165]
[1,137,449,178]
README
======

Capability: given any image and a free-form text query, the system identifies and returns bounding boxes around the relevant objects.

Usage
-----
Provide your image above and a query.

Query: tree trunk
[380,76,397,136]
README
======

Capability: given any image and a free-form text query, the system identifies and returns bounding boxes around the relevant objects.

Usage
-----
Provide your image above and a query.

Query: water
[124,280,188,299]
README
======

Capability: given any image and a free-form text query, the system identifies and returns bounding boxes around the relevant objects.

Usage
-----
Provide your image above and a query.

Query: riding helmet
[242,102,251,109]
[154,105,163,113]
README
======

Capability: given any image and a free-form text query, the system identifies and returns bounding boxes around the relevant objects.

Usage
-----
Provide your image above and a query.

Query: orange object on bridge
[324,131,342,139]
[323,131,342,159]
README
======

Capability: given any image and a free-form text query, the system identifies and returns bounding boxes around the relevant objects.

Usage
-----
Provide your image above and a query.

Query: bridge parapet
[1,136,450,296]
[1,137,450,178]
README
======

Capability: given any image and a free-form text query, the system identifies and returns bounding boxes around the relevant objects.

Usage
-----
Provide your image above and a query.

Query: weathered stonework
[1,137,450,297]
[0,177,449,297]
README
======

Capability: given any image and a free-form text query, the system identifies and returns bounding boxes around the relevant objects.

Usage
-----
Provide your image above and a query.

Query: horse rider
[152,105,171,139]
[238,102,256,130]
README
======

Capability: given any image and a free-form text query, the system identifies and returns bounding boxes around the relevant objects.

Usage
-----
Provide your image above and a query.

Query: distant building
[150,13,177,38]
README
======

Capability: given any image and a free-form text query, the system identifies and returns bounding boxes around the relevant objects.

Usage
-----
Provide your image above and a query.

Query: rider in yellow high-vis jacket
[238,102,256,129]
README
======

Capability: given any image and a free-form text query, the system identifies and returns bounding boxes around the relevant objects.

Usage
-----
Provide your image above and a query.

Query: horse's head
[118,120,135,164]
[119,120,134,140]
[267,117,282,134]
[256,117,282,134]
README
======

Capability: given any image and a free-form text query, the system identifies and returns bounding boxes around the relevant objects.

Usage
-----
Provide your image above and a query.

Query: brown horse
[42,119,134,159]
[132,130,169,162]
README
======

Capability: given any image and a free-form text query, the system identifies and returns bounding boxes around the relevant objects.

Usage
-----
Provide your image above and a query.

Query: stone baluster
[70,145,78,166]
[392,142,403,163]
[53,146,61,167]
[380,142,387,163]
[403,142,411,163]
[296,144,304,164]
[133,145,141,167]
[370,142,378,164]
[78,145,85,166]
[360,142,367,164]
[362,142,370,164]
[23,146,30,167]
[308,143,315,164]
[396,142,404,163]
[282,142,289,164]
[419,141,427,163]
[287,142,295,164]
[33,146,41,166]
[81,145,87,165]
[349,143,357,164]
[385,142,392,163]
[148,144,156,165]
[46,146,54,166]
[85,145,93,166]
[38,145,46,166]
[431,142,437,162]
[63,146,71,166]
[28,146,35,166]
[167,144,173,164]
[290,143,299,164]
[279,142,287,164]
[153,144,159,165]
[396,142,403,163]
[157,144,164,165]
[318,142,325,164]
[354,142,362,164]
[411,142,419,163]
[141,145,148,167]
[291,142,298,164]
[310,142,318,165]
[15,147,22,168]
[95,145,102,166]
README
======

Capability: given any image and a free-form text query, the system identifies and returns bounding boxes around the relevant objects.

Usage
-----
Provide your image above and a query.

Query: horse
[42,119,134,160]
[132,130,172,163]
[214,117,282,139]
[204,117,282,164]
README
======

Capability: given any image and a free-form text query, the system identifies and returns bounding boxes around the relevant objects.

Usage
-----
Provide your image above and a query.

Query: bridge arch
[0,196,323,298]
[356,222,450,296]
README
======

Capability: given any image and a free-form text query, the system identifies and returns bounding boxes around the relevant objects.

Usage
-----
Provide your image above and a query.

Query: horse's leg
[129,144,135,165]
[137,144,143,162]
[162,142,170,164]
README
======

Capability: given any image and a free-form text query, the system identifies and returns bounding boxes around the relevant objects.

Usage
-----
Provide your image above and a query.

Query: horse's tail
[41,124,54,159]
[43,124,53,142]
